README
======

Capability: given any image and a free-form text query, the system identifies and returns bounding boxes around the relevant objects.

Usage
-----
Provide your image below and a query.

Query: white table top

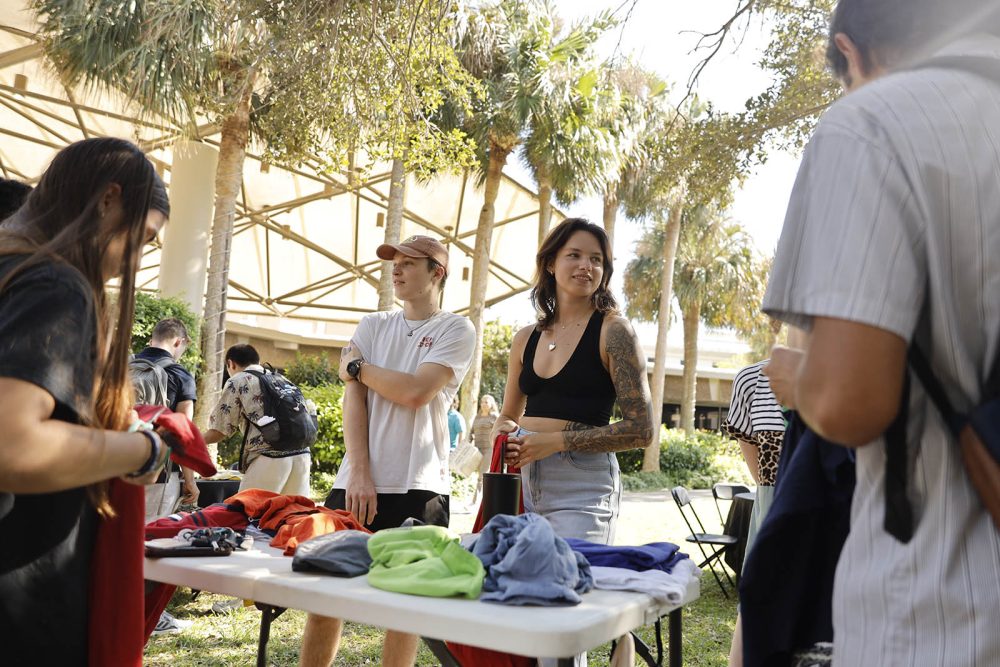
[146,543,700,658]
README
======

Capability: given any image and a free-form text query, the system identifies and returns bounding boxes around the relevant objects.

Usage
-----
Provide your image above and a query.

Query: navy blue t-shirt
[0,255,98,666]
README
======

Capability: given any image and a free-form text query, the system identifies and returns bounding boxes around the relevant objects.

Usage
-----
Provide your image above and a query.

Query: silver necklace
[402,310,440,337]
[545,312,591,351]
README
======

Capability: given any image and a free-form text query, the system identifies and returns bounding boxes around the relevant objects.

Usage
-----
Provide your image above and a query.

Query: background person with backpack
[202,344,314,497]
[132,317,199,518]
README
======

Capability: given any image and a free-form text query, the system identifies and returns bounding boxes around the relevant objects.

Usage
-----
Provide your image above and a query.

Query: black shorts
[324,488,449,532]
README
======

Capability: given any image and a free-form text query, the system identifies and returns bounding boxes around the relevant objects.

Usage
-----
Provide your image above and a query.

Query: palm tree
[626,205,764,434]
[450,0,612,423]
[520,14,615,245]
[33,0,471,428]
[598,63,668,247]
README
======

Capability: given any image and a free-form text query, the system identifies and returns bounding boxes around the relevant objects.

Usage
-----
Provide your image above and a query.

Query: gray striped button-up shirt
[764,33,1000,667]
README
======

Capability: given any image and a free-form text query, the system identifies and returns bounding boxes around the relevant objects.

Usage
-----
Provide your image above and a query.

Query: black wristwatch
[346,358,366,381]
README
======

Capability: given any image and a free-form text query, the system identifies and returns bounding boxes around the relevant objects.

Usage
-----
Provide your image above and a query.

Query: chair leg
[696,547,735,599]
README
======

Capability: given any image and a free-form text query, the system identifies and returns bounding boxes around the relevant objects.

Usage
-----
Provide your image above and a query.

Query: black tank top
[519,310,616,426]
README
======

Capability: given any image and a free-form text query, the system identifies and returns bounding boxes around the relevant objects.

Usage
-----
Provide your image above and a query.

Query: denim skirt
[520,447,621,545]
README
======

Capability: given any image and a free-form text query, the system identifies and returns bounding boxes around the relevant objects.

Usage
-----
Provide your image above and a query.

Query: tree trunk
[195,74,255,462]
[537,164,553,247]
[602,189,618,248]
[460,142,511,427]
[643,203,683,471]
[680,299,701,435]
[378,156,407,311]
[537,185,553,246]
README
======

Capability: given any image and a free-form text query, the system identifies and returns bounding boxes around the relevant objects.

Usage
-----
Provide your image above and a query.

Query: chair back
[712,483,751,524]
[671,485,711,537]
[712,483,750,502]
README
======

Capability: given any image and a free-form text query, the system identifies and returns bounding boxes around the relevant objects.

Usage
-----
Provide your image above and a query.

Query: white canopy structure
[0,3,561,341]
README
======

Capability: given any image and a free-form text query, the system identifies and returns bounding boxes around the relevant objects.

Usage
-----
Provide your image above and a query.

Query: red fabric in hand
[135,404,217,477]
[451,433,532,667]
[89,479,145,667]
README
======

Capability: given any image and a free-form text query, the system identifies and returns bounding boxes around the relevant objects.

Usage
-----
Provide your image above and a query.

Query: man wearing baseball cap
[299,235,476,667]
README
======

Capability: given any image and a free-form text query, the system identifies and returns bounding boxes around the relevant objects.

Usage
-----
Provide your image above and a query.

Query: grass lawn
[146,490,739,666]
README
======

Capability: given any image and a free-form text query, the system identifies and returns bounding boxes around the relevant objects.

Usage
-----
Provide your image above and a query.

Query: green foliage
[617,428,753,490]
[447,0,614,179]
[311,472,337,502]
[130,291,203,378]
[476,319,515,408]
[282,353,338,388]
[34,0,478,177]
[624,205,765,329]
[302,383,346,476]
[216,431,243,471]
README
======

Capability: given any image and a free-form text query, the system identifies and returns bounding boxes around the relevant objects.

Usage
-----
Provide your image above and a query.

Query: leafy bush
[131,291,203,378]
[621,471,675,492]
[477,319,515,407]
[217,431,243,470]
[302,383,346,476]
[616,428,753,491]
[615,447,645,474]
[284,353,339,387]
[311,472,337,502]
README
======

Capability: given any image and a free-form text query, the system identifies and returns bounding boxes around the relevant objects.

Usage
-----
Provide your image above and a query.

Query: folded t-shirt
[564,539,689,574]
[367,525,484,599]
[292,530,372,577]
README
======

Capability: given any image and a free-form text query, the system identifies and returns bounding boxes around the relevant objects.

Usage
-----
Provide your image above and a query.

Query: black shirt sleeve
[169,365,198,407]
[0,260,96,423]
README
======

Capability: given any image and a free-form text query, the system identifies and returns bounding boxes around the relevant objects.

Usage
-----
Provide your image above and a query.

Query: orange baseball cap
[376,235,450,276]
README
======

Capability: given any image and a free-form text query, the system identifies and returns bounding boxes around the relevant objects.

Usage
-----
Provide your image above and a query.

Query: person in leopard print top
[722,359,786,667]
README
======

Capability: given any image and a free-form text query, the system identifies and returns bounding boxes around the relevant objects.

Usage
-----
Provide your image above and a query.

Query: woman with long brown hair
[495,217,655,543]
[0,138,172,665]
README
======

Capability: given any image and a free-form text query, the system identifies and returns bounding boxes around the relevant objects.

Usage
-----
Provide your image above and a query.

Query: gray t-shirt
[764,33,1000,667]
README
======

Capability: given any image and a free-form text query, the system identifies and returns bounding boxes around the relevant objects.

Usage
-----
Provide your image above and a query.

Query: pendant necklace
[403,310,440,337]
[545,312,591,351]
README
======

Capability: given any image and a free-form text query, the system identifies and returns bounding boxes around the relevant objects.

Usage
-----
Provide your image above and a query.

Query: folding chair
[671,486,738,598]
[712,482,751,526]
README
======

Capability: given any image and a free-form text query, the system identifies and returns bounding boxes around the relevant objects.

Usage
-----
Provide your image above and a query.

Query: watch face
[348,359,361,378]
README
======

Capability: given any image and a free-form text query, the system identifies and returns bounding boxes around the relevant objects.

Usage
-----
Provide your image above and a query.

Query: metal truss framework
[0,14,560,330]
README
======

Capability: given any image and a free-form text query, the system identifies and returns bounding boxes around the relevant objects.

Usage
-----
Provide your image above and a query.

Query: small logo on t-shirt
[417,336,434,348]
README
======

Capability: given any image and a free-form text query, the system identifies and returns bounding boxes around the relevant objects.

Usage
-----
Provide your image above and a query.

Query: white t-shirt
[333,309,476,495]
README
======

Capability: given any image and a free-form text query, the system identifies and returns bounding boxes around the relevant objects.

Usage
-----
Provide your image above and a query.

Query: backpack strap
[908,344,967,436]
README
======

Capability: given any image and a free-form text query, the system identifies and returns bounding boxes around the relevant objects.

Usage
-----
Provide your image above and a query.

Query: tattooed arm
[562,316,655,453]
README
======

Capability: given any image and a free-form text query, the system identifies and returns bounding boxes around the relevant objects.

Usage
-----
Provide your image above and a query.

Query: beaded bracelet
[126,430,163,478]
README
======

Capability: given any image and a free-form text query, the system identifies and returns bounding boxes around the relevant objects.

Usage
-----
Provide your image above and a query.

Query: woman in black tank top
[491,218,655,545]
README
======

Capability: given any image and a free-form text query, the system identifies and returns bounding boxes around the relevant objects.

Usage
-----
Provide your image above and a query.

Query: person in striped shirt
[764,0,1000,664]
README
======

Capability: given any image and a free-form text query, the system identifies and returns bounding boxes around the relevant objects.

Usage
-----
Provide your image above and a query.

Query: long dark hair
[0,138,169,515]
[530,218,618,330]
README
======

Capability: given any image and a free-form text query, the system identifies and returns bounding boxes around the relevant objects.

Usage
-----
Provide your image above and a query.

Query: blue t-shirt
[447,409,465,450]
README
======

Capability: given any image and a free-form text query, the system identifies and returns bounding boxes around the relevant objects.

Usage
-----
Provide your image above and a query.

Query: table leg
[668,608,682,667]
[254,603,286,667]
[421,638,462,667]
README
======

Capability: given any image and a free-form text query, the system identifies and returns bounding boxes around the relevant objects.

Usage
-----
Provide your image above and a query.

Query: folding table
[146,543,700,667]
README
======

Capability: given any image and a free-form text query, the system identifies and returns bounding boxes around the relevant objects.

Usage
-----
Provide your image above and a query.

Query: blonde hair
[480,394,498,416]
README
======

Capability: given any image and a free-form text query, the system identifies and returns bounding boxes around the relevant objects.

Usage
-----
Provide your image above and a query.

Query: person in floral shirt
[202,344,311,496]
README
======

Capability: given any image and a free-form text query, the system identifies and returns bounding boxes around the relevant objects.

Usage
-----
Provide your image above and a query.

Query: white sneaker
[152,611,193,635]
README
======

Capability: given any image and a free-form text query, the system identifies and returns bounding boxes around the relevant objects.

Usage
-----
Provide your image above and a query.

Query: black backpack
[245,368,318,451]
